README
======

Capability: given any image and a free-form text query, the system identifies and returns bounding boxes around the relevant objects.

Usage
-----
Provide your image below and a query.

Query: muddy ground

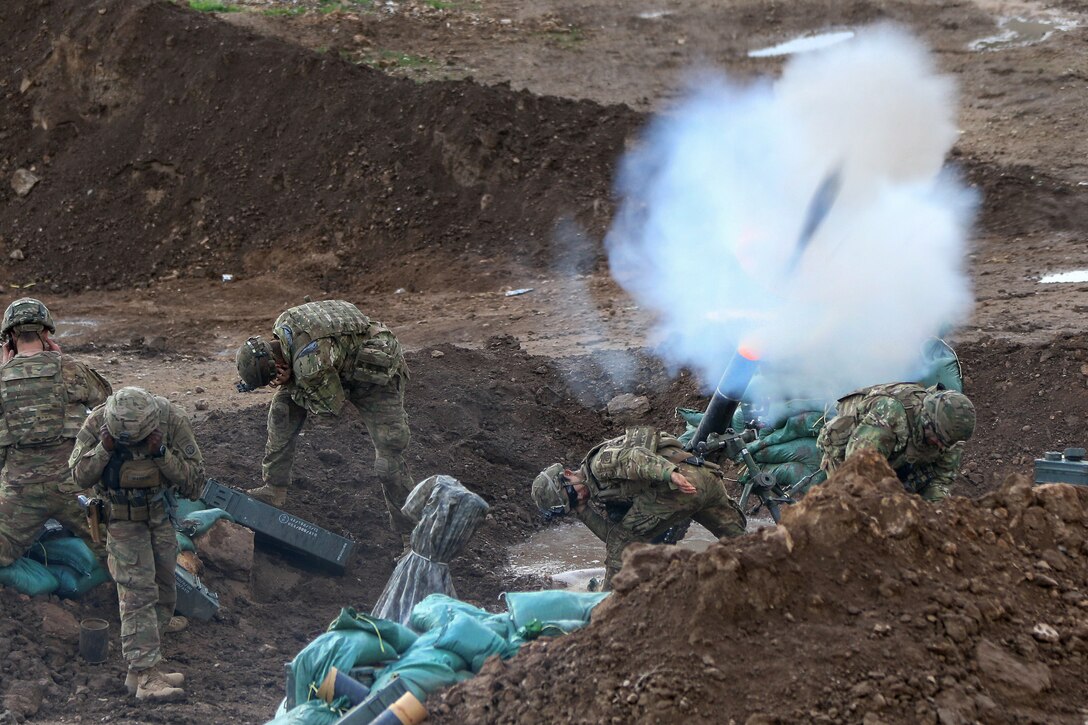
[2,0,1088,723]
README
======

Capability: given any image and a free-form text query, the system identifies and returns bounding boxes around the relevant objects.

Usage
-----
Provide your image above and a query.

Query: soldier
[816,383,976,501]
[70,387,205,702]
[235,300,414,536]
[0,298,112,568]
[532,427,747,589]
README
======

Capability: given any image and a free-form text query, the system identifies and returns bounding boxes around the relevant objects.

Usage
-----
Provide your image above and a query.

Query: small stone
[431,350,445,358]
[1032,623,1059,643]
[11,169,40,197]
[194,386,206,394]
[606,393,651,419]
[194,399,209,411]
[9,249,24,261]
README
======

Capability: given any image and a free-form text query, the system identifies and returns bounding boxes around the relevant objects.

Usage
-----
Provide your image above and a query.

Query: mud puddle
[508,516,775,590]
[748,30,854,58]
[969,17,1075,51]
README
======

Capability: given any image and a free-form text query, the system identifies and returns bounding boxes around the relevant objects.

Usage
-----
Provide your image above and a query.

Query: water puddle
[969,16,1075,51]
[509,515,775,590]
[1039,270,1088,284]
[748,30,855,58]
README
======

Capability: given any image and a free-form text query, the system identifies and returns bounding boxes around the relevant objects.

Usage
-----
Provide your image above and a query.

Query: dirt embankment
[437,450,1088,725]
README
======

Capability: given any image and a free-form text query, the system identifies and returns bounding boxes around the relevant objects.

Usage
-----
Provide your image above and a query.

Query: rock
[194,399,209,411]
[176,550,204,577]
[316,449,345,466]
[430,350,445,358]
[194,386,206,394]
[975,639,1051,700]
[2,680,43,719]
[606,393,650,420]
[145,336,167,352]
[35,601,79,640]
[195,519,254,581]
[1032,623,1059,643]
[11,169,40,197]
[533,385,562,406]
[8,249,24,261]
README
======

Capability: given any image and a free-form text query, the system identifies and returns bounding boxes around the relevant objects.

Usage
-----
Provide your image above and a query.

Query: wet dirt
[2,0,1088,722]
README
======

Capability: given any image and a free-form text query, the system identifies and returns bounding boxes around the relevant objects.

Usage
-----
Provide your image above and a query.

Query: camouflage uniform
[69,393,204,674]
[0,351,111,566]
[817,383,964,501]
[573,429,746,588]
[261,301,414,534]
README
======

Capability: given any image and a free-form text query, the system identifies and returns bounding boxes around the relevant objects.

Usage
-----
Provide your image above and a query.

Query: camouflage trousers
[263,374,414,535]
[105,501,177,672]
[0,477,106,567]
[601,466,747,589]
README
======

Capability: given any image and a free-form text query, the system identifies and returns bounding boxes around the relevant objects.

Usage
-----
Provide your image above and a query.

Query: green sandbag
[290,610,417,707]
[173,497,209,521]
[27,537,99,577]
[748,411,825,452]
[750,437,821,466]
[48,563,110,599]
[179,508,234,538]
[370,638,472,702]
[176,531,196,553]
[0,557,59,596]
[409,594,490,633]
[328,608,418,653]
[263,699,342,725]
[504,590,609,630]
[917,338,963,393]
[434,613,517,672]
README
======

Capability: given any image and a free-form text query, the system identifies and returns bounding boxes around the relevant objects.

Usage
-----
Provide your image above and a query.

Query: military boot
[126,668,185,696]
[164,616,188,634]
[133,667,186,701]
[248,484,287,507]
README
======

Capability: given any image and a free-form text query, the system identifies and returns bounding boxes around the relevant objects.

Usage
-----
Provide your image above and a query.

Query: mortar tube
[689,348,759,449]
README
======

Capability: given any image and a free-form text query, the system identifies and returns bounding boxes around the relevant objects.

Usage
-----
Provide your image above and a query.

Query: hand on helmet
[100,424,116,452]
[146,429,164,457]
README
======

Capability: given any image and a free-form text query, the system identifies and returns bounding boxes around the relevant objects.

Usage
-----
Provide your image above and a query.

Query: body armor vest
[0,352,68,448]
[583,427,694,501]
[277,301,402,385]
[822,382,932,463]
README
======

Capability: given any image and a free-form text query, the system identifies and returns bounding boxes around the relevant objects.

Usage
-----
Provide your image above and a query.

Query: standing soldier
[816,383,976,501]
[532,427,747,589]
[235,300,414,537]
[0,298,112,568]
[70,387,205,702]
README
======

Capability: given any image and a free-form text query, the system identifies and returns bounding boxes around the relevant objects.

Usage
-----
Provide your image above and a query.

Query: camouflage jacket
[69,396,205,499]
[273,301,406,416]
[580,429,684,503]
[0,352,111,488]
[818,383,963,494]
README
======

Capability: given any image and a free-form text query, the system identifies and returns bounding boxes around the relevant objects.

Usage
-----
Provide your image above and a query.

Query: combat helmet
[922,390,976,446]
[104,387,159,444]
[1,298,55,339]
[532,463,570,516]
[235,336,277,392]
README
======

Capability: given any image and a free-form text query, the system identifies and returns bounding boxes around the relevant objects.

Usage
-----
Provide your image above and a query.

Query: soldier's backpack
[0,352,67,448]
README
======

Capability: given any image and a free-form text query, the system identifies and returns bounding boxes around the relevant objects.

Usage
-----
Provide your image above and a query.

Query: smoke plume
[606,26,976,405]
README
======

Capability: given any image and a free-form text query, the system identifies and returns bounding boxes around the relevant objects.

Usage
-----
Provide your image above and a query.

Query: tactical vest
[0,352,73,448]
[100,399,168,491]
[276,301,403,386]
[820,382,931,463]
[583,427,696,502]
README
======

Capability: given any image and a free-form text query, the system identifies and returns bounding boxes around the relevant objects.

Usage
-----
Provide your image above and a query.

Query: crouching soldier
[817,383,976,501]
[69,387,205,702]
[532,427,747,590]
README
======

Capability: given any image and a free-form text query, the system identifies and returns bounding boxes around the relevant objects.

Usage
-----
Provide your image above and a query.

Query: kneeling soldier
[70,387,205,702]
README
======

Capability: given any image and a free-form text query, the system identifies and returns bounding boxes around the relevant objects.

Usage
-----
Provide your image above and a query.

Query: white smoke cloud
[606,25,976,405]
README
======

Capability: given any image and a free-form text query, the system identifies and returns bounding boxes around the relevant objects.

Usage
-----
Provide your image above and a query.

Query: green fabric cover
[0,557,59,596]
[175,531,196,553]
[264,699,343,725]
[370,631,472,702]
[173,497,209,521]
[179,508,235,538]
[409,593,490,633]
[433,612,517,672]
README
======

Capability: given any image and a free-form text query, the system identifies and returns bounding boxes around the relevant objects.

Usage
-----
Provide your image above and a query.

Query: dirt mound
[436,450,1088,724]
[0,0,636,294]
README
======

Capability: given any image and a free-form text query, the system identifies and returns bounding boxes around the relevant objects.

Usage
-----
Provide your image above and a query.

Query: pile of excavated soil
[436,450,1088,725]
[0,0,635,295]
